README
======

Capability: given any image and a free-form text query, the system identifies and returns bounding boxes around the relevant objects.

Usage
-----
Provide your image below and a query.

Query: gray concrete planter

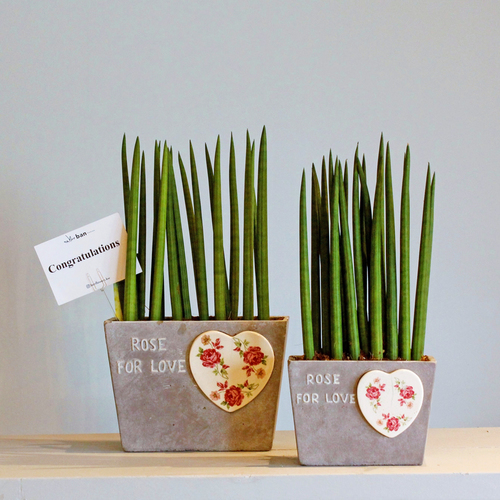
[288,357,436,466]
[104,317,288,452]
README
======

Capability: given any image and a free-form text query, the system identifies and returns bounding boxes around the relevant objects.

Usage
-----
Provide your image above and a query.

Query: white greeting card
[34,213,141,305]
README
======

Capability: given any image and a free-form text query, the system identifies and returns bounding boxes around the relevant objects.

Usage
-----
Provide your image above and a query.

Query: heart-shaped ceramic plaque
[189,330,275,413]
[357,369,424,438]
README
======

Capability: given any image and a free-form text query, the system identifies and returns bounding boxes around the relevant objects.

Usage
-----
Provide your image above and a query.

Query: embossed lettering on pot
[131,337,167,351]
[306,373,340,385]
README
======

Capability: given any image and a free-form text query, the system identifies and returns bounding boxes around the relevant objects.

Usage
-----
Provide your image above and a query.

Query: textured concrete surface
[288,357,436,466]
[104,318,288,452]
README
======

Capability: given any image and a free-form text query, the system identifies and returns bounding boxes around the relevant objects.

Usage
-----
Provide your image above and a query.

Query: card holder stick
[87,271,105,291]
[102,287,117,318]
[86,270,116,318]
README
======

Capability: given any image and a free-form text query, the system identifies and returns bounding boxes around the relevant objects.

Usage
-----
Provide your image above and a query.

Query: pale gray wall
[1,1,499,434]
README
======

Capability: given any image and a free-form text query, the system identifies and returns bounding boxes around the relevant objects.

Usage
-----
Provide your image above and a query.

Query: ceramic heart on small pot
[357,369,424,438]
[189,330,275,412]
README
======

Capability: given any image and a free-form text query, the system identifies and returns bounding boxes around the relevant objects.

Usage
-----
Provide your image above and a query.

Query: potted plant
[105,128,288,452]
[289,135,436,466]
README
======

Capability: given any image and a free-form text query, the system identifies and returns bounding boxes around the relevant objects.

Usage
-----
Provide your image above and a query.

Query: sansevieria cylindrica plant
[114,128,270,322]
[299,135,435,361]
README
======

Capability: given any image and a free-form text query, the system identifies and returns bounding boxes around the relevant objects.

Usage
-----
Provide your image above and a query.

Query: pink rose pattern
[394,378,417,407]
[365,378,386,411]
[364,375,418,432]
[199,348,221,368]
[234,337,268,377]
[198,335,266,409]
[197,337,228,377]
[378,413,410,433]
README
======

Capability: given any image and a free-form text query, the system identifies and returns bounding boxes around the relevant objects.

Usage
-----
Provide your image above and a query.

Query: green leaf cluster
[299,136,435,361]
[115,128,270,322]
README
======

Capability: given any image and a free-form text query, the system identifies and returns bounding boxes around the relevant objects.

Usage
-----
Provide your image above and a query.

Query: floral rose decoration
[400,386,415,399]
[366,386,381,400]
[243,346,265,366]
[200,348,221,368]
[386,416,400,432]
[224,385,244,407]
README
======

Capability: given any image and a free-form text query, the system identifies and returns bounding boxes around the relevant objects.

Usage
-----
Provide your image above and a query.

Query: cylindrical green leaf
[149,141,162,318]
[113,283,123,321]
[121,134,130,229]
[300,171,315,359]
[116,134,130,319]
[256,126,269,320]
[212,136,226,320]
[369,135,385,359]
[320,158,331,356]
[205,143,214,207]
[124,137,141,321]
[137,152,147,320]
[412,167,435,360]
[179,151,205,318]
[338,160,360,360]
[311,166,322,354]
[399,146,411,360]
[385,143,398,360]
[150,142,169,321]
[343,161,349,204]
[352,149,369,355]
[190,142,209,320]
[207,140,230,318]
[243,132,255,320]
[359,156,372,324]
[330,160,343,359]
[358,156,372,267]
[229,134,240,319]
[171,157,191,319]
[166,148,183,320]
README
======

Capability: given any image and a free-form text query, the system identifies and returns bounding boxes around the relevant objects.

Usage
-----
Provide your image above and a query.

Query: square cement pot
[104,317,288,452]
[288,356,436,466]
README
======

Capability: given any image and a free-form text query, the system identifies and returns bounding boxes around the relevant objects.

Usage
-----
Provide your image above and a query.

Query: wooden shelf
[0,429,499,499]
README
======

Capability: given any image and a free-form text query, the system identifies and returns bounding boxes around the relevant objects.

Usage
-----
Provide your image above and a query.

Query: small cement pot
[104,317,288,452]
[288,357,436,466]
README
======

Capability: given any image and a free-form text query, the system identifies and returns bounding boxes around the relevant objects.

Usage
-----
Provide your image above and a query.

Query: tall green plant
[117,129,272,323]
[300,136,435,361]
